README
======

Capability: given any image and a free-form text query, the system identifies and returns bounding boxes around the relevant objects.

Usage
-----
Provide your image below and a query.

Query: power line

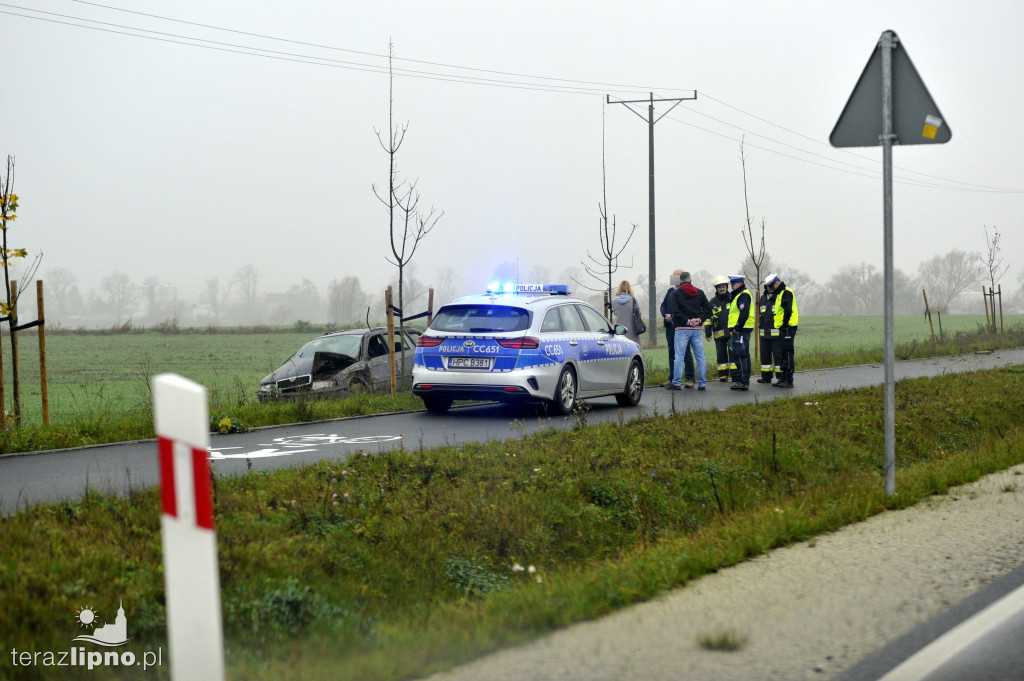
[699,92,1024,193]
[66,0,695,95]
[6,2,1023,194]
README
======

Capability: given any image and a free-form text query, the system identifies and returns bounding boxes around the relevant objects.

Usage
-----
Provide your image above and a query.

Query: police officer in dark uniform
[756,280,779,384]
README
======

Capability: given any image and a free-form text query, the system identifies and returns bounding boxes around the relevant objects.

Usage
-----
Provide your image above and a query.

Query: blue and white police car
[413,284,645,414]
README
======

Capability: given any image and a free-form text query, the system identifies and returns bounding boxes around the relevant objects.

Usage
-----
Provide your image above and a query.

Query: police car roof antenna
[607,91,697,347]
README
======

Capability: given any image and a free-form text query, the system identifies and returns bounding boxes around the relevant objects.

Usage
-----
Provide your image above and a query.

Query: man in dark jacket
[659,269,694,387]
[667,271,712,390]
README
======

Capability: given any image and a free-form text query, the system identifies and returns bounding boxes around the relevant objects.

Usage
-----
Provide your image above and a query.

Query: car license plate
[447,356,490,369]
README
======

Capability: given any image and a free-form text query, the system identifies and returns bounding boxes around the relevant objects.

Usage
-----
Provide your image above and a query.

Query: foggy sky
[4,0,1023,307]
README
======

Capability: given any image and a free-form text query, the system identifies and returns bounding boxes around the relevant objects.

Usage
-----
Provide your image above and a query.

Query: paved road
[2,348,1022,515]
[836,561,1024,681]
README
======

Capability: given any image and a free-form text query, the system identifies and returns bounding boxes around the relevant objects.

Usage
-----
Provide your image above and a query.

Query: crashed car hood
[260,352,358,388]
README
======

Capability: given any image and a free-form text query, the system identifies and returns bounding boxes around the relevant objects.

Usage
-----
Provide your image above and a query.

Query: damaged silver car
[258,327,417,401]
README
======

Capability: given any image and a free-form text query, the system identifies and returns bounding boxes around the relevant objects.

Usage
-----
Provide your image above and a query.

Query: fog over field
[3,0,1023,327]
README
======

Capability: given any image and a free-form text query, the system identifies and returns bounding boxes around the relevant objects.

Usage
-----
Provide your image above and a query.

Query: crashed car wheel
[422,396,453,414]
[615,359,644,407]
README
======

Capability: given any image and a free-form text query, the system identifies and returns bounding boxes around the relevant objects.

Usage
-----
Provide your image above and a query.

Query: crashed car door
[366,331,416,391]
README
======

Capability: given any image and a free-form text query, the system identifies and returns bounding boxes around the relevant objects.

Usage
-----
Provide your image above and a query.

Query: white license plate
[447,356,491,369]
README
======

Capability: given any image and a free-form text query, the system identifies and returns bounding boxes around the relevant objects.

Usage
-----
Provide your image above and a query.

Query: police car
[413,284,645,414]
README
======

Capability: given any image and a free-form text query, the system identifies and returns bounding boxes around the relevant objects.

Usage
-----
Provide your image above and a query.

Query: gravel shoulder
[421,463,1024,681]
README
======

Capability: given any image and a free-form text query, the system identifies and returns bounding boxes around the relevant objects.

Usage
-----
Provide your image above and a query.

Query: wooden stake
[982,286,991,331]
[998,284,1004,334]
[385,286,396,395]
[10,281,20,423]
[922,289,936,347]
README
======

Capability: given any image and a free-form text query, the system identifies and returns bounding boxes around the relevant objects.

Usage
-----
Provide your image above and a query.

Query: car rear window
[430,305,531,333]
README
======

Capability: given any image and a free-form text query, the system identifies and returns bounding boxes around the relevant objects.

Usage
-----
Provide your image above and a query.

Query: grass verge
[1,367,1023,680]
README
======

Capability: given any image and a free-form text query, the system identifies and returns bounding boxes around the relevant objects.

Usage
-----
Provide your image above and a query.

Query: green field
[1,315,1021,427]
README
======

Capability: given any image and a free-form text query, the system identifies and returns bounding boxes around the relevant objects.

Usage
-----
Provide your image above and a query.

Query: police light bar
[485,283,570,295]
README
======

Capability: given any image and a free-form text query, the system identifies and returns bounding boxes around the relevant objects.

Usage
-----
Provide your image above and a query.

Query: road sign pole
[153,374,225,681]
[881,31,896,496]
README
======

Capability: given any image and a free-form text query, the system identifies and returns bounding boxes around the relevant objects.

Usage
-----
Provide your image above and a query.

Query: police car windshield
[431,305,531,333]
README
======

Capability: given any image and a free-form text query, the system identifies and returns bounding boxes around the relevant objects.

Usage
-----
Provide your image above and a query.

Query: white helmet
[763,273,780,287]
[713,275,730,287]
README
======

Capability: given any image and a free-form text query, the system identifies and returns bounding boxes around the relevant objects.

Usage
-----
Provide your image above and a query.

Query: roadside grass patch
[697,628,748,651]
[1,368,1023,680]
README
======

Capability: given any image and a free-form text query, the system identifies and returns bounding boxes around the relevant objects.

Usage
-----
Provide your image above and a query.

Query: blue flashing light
[483,283,571,296]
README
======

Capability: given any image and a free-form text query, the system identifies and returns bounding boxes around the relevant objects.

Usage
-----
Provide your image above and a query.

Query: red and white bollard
[153,373,225,681]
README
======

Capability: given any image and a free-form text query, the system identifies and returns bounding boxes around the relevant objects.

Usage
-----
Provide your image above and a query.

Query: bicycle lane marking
[208,434,403,460]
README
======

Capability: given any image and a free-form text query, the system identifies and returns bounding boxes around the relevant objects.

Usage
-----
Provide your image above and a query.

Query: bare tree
[327,275,368,326]
[372,42,442,385]
[434,266,458,305]
[232,264,262,324]
[739,138,768,356]
[101,271,137,325]
[576,105,637,318]
[917,249,982,311]
[47,267,78,313]
[203,276,233,325]
[979,225,1010,292]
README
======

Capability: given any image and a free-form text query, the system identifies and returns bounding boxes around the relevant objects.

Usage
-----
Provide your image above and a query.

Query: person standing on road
[765,273,798,389]
[757,281,780,385]
[709,275,734,382]
[612,280,642,344]
[668,271,712,391]
[659,269,694,388]
[659,270,692,387]
[728,275,754,391]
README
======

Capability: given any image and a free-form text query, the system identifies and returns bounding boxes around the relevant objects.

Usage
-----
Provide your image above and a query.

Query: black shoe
[729,384,749,391]
[698,386,706,391]
[667,384,682,391]
[719,376,728,382]
[779,381,794,389]
[756,377,771,383]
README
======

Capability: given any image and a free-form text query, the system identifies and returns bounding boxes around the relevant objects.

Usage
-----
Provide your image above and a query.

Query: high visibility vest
[728,289,754,329]
[772,287,799,328]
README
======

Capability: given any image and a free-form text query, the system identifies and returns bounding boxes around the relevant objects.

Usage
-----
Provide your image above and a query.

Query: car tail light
[496,336,540,349]
[416,335,444,347]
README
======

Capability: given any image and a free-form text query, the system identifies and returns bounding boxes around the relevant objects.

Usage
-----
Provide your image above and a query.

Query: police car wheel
[550,366,578,415]
[422,396,453,414]
[615,359,644,407]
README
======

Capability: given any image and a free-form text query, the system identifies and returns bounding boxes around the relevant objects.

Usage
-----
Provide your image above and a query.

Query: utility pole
[607,92,697,347]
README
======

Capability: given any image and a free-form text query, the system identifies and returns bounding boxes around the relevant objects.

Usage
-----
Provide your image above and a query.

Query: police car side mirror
[613,324,628,336]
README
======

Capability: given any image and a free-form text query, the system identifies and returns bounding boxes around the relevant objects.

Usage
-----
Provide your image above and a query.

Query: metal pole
[881,31,896,496]
[647,94,657,348]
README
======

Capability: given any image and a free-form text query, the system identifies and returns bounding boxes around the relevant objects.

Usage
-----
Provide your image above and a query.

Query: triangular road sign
[830,31,951,148]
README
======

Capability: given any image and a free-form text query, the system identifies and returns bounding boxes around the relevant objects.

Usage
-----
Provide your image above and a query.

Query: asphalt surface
[2,347,1023,516]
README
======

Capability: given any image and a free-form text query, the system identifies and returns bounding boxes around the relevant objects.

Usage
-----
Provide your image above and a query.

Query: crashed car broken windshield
[258,327,417,401]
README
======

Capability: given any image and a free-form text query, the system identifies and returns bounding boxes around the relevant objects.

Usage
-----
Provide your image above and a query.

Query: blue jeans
[672,329,706,387]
